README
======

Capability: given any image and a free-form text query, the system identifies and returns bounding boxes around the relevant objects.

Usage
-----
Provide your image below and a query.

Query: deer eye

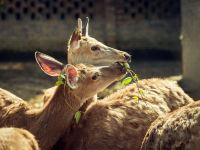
[92,72,101,80]
[91,46,100,51]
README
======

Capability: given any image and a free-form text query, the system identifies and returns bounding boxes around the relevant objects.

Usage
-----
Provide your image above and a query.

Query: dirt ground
[0,60,182,104]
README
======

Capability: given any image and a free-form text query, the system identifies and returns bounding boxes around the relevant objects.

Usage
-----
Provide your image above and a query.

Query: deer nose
[124,53,131,62]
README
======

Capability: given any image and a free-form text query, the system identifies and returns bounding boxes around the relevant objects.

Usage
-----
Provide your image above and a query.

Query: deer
[0,127,39,150]
[0,52,126,150]
[31,18,131,108]
[141,100,200,150]
[53,78,194,150]
[67,18,131,66]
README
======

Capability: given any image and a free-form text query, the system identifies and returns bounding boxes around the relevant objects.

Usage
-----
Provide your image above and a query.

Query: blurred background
[0,0,199,104]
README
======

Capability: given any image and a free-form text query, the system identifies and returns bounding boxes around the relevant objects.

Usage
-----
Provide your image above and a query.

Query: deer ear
[65,64,79,89]
[35,51,64,76]
[69,18,82,50]
[69,29,81,50]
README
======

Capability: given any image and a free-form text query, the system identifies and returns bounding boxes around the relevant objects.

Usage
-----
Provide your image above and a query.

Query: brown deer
[141,100,200,150]
[33,18,131,108]
[0,52,126,150]
[0,127,39,150]
[53,78,194,150]
[68,18,131,66]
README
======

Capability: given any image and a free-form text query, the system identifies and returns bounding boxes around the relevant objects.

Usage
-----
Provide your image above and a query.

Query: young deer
[53,78,194,150]
[0,127,39,150]
[141,100,200,150]
[0,52,126,150]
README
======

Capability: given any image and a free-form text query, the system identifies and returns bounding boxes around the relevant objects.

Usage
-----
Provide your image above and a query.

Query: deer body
[0,127,39,150]
[141,100,200,150]
[0,52,125,150]
[54,78,194,150]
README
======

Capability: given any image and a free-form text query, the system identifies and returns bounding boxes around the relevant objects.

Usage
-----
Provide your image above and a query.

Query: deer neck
[29,86,83,150]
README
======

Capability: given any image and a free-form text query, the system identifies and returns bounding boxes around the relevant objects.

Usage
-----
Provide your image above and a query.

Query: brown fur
[0,63,125,150]
[53,78,194,150]
[141,100,200,150]
[0,127,39,150]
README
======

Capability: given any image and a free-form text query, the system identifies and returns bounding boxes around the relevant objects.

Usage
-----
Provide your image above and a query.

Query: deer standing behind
[141,100,200,150]
[68,18,131,66]
[0,52,126,150]
[0,127,39,150]
[54,78,194,150]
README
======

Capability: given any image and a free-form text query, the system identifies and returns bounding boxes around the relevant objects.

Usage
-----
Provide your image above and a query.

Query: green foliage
[56,73,65,86]
[74,111,81,124]
[123,62,130,70]
[132,74,139,82]
[139,89,144,95]
[132,96,139,103]
[121,62,145,104]
[121,77,132,86]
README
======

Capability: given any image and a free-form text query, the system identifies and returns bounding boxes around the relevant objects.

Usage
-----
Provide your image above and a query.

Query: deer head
[35,52,126,102]
[68,18,131,66]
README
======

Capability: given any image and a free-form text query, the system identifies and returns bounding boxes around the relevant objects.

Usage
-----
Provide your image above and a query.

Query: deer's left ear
[69,18,82,50]
[35,51,64,76]
[65,64,79,89]
[69,29,81,50]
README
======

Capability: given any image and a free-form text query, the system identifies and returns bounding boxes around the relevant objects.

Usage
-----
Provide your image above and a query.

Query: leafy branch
[121,63,145,103]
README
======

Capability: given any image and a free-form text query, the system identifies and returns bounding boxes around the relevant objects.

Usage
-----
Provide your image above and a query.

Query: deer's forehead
[76,64,97,73]
[81,36,106,47]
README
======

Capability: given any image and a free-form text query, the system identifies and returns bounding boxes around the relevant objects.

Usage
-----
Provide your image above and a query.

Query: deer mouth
[116,62,127,74]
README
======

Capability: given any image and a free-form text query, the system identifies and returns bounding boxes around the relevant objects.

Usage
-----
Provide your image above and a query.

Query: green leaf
[123,63,130,70]
[122,77,133,86]
[139,89,144,95]
[60,74,65,79]
[74,111,81,124]
[132,74,138,82]
[55,73,65,86]
[56,80,64,86]
[132,96,139,103]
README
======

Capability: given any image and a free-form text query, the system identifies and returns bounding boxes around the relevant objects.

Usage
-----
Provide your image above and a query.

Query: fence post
[181,0,200,99]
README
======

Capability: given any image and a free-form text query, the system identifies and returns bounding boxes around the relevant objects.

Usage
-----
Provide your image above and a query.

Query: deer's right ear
[35,52,64,77]
[65,64,79,89]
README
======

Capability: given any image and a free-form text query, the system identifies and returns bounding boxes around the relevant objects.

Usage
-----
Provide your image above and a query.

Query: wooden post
[181,0,200,98]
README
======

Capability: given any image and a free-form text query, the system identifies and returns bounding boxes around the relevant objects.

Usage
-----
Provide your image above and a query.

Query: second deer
[0,52,126,150]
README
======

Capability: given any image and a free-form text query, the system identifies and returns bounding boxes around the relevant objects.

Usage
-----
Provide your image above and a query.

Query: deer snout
[123,53,131,63]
